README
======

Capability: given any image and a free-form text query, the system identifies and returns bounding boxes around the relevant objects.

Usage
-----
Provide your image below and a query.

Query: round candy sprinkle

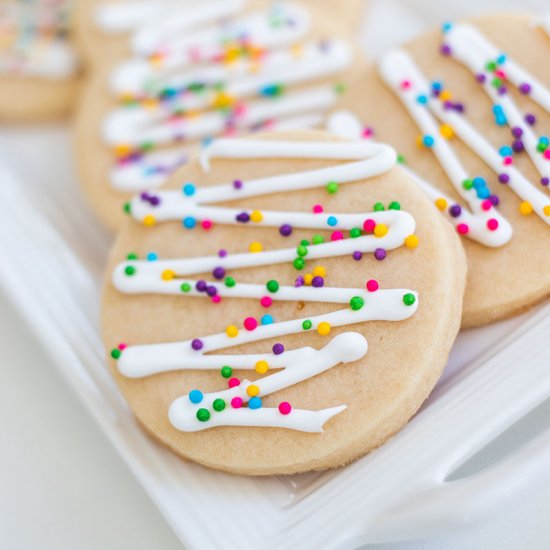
[297,244,308,257]
[366,279,379,292]
[519,201,533,215]
[352,251,362,261]
[196,280,207,292]
[124,265,136,276]
[544,206,550,216]
[405,234,419,248]
[403,293,416,306]
[182,183,196,196]
[228,377,240,388]
[201,220,213,230]
[221,366,232,378]
[312,204,323,214]
[244,317,258,331]
[266,280,279,292]
[541,178,549,187]
[183,216,196,229]
[255,360,269,374]
[327,216,338,226]
[191,338,203,351]
[462,179,473,190]
[272,343,284,355]
[212,266,225,280]
[331,231,344,241]
[225,276,236,287]
[312,234,325,244]
[143,214,156,226]
[449,204,462,218]
[422,135,435,147]
[226,325,239,338]
[317,322,331,336]
[373,202,385,212]
[388,201,401,210]
[196,409,210,422]
[302,319,312,330]
[279,402,292,415]
[126,252,138,260]
[123,202,131,215]
[246,385,260,397]
[313,266,326,277]
[293,257,305,270]
[363,219,376,232]
[250,210,263,223]
[519,82,532,95]
[374,248,387,261]
[279,224,293,237]
[304,274,313,286]
[350,296,365,311]
[248,397,262,410]
[525,113,536,125]
[457,223,469,234]
[260,296,272,308]
[487,218,499,231]
[261,314,273,325]
[162,269,175,281]
[350,227,362,238]
[249,241,263,253]
[236,212,250,223]
[326,181,339,194]
[312,276,324,288]
[213,399,225,412]
[218,249,227,258]
[233,179,243,189]
[189,390,203,404]
[374,223,388,237]
[147,252,158,261]
[498,173,510,184]
[231,397,243,409]
[110,348,121,360]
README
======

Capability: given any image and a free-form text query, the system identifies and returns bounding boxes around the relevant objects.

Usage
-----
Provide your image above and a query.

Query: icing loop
[111,138,420,433]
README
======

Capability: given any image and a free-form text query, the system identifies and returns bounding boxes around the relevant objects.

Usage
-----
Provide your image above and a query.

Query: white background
[2,0,550,548]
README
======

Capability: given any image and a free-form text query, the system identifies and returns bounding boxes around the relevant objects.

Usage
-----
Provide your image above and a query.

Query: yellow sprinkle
[291,43,303,58]
[435,198,448,211]
[374,223,389,237]
[405,234,419,248]
[143,214,156,226]
[317,322,331,336]
[440,124,454,139]
[415,135,424,148]
[212,92,235,109]
[250,210,263,223]
[440,90,452,101]
[313,265,326,278]
[226,325,239,338]
[544,205,550,216]
[519,201,533,215]
[161,269,175,281]
[255,361,269,374]
[246,384,260,397]
[304,273,314,285]
[114,143,131,157]
[249,241,263,253]
[143,98,158,110]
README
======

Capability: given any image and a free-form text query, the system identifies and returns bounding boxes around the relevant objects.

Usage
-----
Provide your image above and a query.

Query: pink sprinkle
[228,377,240,388]
[362,127,374,139]
[366,279,379,292]
[211,295,221,304]
[481,199,492,211]
[118,343,127,350]
[457,223,469,234]
[243,317,258,331]
[260,296,273,308]
[495,69,506,79]
[234,103,247,117]
[312,204,324,214]
[363,219,376,233]
[331,230,344,241]
[503,156,513,165]
[231,397,243,409]
[544,150,550,160]
[278,402,292,415]
[401,79,412,90]
[487,218,499,231]
[201,219,213,230]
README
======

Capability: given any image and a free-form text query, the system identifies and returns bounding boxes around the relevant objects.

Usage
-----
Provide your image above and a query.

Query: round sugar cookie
[0,0,79,121]
[73,0,365,230]
[337,13,550,327]
[101,130,466,475]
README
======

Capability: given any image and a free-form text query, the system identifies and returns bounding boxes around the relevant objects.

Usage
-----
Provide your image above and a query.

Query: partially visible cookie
[101,130,466,475]
[335,13,550,327]
[0,0,79,121]
[73,0,365,230]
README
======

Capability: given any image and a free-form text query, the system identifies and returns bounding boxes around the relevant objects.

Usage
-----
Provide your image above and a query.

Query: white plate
[1,127,549,549]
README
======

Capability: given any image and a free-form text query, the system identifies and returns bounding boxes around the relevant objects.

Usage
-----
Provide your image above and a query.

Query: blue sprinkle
[539,136,549,146]
[441,22,453,34]
[146,252,158,261]
[499,145,513,157]
[249,396,262,409]
[497,54,507,65]
[432,80,443,91]
[472,177,486,188]
[189,390,203,404]
[477,188,491,199]
[261,314,274,325]
[416,94,428,104]
[327,215,338,227]
[492,104,503,114]
[423,135,435,148]
[183,216,196,229]
[182,182,196,196]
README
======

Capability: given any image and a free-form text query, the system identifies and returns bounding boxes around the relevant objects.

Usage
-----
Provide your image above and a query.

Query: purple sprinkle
[476,73,487,83]
[512,139,524,153]
[443,100,453,110]
[149,195,161,206]
[498,173,510,184]
[206,285,217,297]
[236,212,250,223]
[453,102,465,113]
[541,177,549,187]
[196,280,207,292]
[191,339,203,351]
[374,248,386,261]
[449,204,462,218]
[279,224,293,237]
[511,127,523,138]
[212,266,225,280]
[311,276,324,288]
[233,179,243,189]
[525,113,536,126]
[498,86,507,96]
[352,251,362,261]
[218,249,227,258]
[519,82,532,95]
[140,191,150,201]
[489,194,500,206]
[440,44,452,56]
[272,343,285,355]
[294,276,305,287]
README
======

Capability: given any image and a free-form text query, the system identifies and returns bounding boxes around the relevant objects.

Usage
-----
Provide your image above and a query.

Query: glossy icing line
[112,138,419,432]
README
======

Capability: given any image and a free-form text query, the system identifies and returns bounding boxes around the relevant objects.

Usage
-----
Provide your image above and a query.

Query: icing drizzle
[111,138,420,433]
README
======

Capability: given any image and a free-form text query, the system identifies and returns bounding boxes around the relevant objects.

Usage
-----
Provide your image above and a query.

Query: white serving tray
[1,127,549,550]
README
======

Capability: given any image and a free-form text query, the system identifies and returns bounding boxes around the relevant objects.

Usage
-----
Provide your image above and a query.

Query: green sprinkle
[293,257,305,270]
[334,82,346,95]
[491,77,502,88]
[326,181,339,194]
[388,201,401,210]
[312,235,325,245]
[213,399,226,412]
[396,154,406,164]
[403,293,416,306]
[225,277,236,287]
[350,296,365,311]
[196,408,211,422]
[350,227,362,238]
[140,142,154,152]
[537,142,547,153]
[180,282,191,293]
[300,239,310,246]
[296,245,308,257]
[266,279,280,293]
[123,202,132,215]
[462,179,474,190]
[124,265,136,276]
[486,60,497,72]
[221,366,233,378]
[373,202,385,212]
[126,252,138,260]
[302,319,312,330]
[110,348,121,360]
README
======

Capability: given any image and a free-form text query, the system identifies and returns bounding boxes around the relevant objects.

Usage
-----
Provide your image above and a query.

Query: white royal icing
[112,138,419,432]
